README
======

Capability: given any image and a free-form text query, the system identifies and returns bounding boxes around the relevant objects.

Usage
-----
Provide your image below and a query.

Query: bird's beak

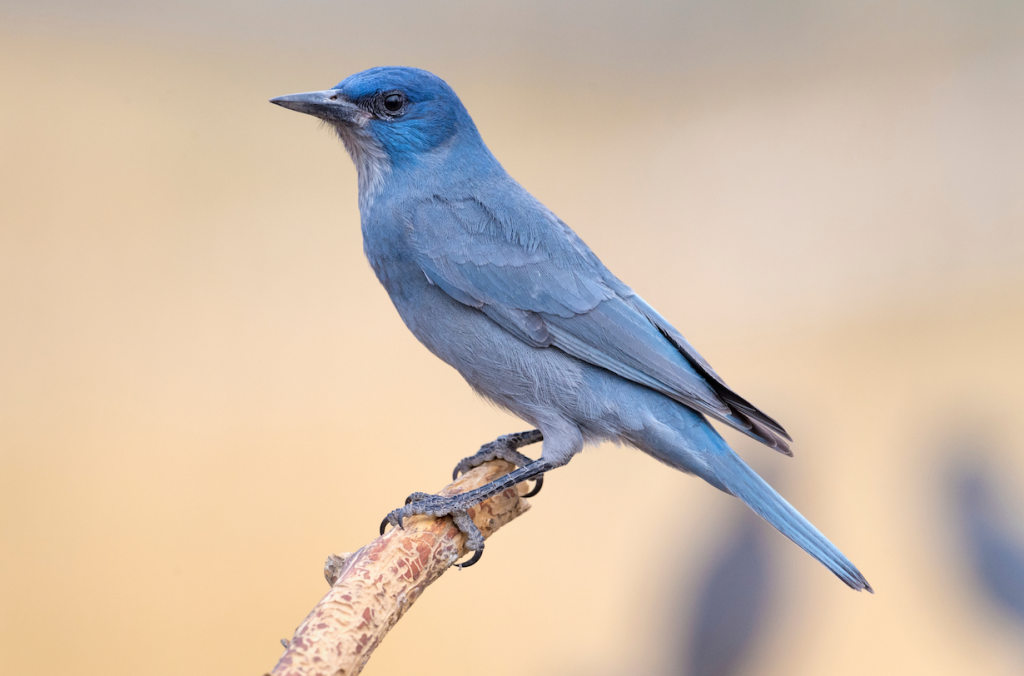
[269,90,362,124]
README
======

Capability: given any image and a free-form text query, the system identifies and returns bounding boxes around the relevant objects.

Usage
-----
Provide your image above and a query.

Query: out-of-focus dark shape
[953,464,1024,624]
[675,512,773,676]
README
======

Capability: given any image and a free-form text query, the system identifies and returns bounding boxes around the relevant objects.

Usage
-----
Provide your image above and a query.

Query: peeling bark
[267,460,531,676]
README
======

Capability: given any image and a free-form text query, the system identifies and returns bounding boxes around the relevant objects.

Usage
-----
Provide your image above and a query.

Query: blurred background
[2,1,1023,674]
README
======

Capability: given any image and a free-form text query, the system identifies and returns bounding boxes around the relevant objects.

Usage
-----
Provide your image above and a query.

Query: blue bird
[953,464,1024,623]
[679,513,773,676]
[271,67,870,590]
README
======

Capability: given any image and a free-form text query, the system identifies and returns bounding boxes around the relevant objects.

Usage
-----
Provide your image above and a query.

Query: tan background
[2,1,1024,674]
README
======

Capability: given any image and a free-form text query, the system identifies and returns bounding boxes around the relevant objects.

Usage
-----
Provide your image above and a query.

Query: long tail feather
[705,450,872,591]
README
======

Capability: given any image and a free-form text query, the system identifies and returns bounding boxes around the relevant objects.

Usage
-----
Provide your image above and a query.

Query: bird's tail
[703,447,872,592]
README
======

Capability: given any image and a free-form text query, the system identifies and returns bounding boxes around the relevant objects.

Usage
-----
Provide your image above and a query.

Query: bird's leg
[380,458,552,568]
[452,429,545,497]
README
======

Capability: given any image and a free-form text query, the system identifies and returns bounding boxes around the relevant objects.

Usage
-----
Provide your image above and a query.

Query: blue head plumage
[272,66,484,188]
[332,67,473,159]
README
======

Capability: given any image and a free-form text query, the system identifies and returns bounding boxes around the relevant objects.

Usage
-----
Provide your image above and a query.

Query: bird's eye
[383,93,404,113]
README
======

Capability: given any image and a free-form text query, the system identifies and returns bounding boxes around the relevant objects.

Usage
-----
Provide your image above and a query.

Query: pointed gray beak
[270,90,361,123]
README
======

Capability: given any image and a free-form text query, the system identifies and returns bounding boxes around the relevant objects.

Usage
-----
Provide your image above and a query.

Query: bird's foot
[452,429,545,497]
[381,491,486,567]
[380,457,551,569]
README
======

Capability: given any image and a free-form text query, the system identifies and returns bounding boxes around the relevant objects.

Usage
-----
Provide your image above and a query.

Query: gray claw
[522,475,544,498]
[379,508,406,535]
[451,510,484,568]
[452,458,474,481]
[456,549,483,568]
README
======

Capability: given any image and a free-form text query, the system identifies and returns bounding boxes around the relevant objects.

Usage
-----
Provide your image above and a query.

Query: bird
[952,462,1024,624]
[678,512,773,676]
[270,66,870,590]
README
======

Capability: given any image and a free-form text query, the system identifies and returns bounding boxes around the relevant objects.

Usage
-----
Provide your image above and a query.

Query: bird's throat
[332,122,391,210]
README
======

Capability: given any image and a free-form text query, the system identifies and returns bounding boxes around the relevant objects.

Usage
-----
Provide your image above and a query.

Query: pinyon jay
[271,67,870,590]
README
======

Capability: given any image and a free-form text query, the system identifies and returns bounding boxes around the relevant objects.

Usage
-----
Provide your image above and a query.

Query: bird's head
[271,67,479,200]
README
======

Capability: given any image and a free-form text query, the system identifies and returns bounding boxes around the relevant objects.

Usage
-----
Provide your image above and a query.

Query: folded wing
[407,193,792,453]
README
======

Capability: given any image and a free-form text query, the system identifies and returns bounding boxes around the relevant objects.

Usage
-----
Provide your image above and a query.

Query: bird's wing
[407,194,791,453]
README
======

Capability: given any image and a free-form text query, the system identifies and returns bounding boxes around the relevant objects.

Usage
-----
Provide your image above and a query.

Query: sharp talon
[405,495,413,505]
[522,474,544,498]
[380,510,405,534]
[280,639,289,649]
[456,549,483,569]
[452,467,460,481]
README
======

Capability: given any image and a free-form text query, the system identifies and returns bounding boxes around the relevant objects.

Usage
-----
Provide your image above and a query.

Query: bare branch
[267,459,531,676]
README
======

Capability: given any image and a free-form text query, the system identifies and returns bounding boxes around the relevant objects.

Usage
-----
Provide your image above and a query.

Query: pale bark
[267,460,531,676]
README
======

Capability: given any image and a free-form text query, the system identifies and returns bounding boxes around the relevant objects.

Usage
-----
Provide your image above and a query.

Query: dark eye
[383,93,404,113]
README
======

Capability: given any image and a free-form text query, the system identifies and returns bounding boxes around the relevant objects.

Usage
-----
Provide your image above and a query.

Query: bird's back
[362,155,791,453]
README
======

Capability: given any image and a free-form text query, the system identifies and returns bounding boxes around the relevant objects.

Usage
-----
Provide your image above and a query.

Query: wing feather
[408,193,791,453]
